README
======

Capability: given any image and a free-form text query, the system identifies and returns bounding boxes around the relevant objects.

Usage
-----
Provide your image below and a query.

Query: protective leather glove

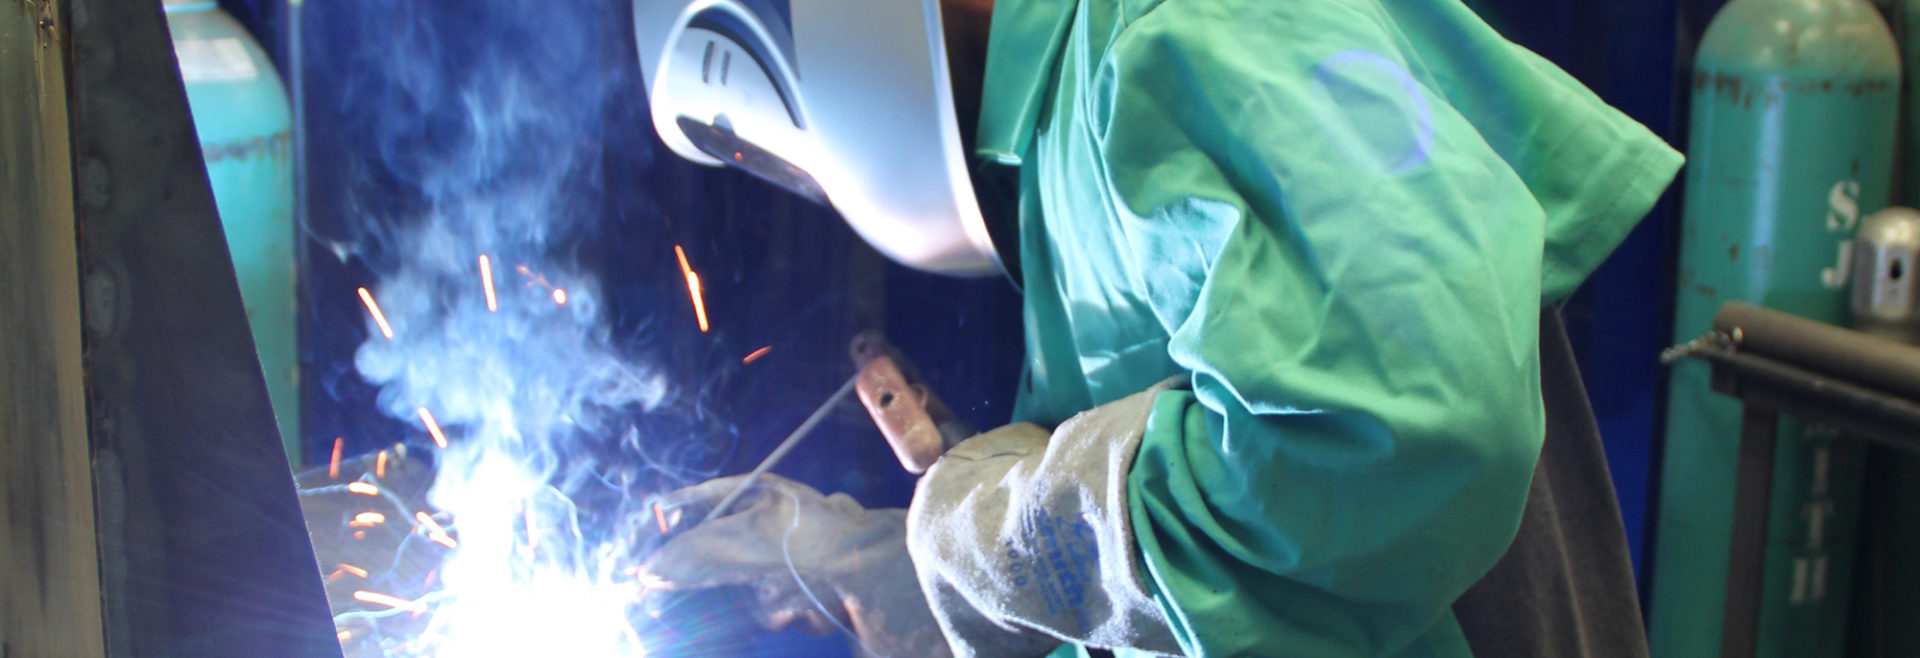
[907,379,1186,657]
[641,473,951,657]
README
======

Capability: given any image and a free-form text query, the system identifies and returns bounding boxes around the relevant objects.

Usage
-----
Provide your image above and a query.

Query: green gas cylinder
[1652,1,1899,656]
[164,0,300,465]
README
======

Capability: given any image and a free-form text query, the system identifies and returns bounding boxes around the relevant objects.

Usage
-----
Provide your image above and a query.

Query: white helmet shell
[635,0,1005,277]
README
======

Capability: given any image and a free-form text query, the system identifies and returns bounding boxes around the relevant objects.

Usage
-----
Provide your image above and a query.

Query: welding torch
[694,331,972,523]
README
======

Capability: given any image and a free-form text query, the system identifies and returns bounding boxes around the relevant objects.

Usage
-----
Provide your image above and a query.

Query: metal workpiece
[0,0,336,654]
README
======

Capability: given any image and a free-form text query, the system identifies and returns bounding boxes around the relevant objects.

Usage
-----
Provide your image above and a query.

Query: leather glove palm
[642,473,950,657]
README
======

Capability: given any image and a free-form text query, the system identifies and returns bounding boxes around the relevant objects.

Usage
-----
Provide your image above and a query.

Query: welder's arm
[905,3,1645,657]
[907,383,1187,657]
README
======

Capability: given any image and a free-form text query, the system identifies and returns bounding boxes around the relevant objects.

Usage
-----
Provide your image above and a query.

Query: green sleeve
[1099,2,1559,655]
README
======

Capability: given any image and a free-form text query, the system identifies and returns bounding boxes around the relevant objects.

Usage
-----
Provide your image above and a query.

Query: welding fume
[281,0,1683,654]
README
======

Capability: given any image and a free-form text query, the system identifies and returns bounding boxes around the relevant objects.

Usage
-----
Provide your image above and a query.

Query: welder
[634,0,1682,656]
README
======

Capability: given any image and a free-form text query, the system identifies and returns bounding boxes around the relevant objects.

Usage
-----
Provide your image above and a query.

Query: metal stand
[1667,302,1920,658]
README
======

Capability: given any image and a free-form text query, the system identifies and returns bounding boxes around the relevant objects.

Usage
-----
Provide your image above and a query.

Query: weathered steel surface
[59,0,339,654]
[0,0,108,655]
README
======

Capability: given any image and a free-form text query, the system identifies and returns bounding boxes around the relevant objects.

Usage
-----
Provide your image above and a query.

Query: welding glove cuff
[906,377,1186,657]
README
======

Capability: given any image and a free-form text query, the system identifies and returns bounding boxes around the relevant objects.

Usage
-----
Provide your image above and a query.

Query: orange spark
[329,438,344,479]
[349,512,387,527]
[337,630,353,643]
[375,450,389,478]
[336,563,370,579]
[417,407,448,449]
[742,346,772,364]
[326,568,346,583]
[357,287,395,340]
[346,482,379,497]
[654,502,669,534]
[353,530,367,541]
[479,255,498,312]
[424,569,438,588]
[353,590,426,613]
[429,532,458,549]
[414,511,447,535]
[675,245,710,332]
[552,288,568,305]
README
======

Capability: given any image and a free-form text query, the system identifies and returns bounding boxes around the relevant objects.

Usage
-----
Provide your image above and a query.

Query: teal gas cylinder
[164,0,300,465]
[1652,0,1899,656]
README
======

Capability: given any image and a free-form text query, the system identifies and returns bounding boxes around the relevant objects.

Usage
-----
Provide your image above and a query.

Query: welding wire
[353,590,426,614]
[703,373,860,524]
[357,287,395,339]
[417,407,449,449]
[479,255,498,312]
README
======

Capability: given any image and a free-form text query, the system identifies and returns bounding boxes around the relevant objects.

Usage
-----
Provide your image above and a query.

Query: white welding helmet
[635,0,1006,277]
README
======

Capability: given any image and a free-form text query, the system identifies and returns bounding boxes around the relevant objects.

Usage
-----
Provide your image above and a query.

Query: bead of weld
[346,482,379,496]
[742,346,772,364]
[353,590,425,613]
[417,407,449,449]
[356,287,395,339]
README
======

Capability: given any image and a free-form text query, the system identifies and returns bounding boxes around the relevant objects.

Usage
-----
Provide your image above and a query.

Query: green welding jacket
[958,0,1681,655]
